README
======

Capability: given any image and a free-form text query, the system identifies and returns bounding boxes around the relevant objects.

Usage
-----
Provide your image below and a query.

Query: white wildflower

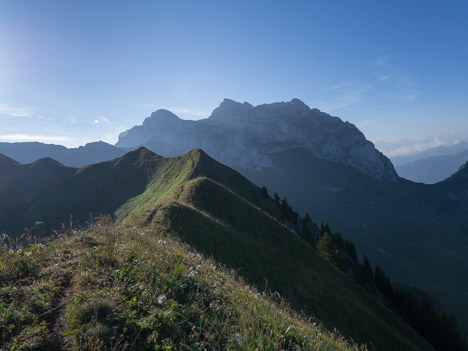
[188,270,198,277]
[232,332,244,344]
[157,294,167,304]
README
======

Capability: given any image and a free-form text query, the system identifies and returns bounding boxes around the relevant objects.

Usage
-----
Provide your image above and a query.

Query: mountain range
[392,142,468,167]
[1,98,467,341]
[114,99,468,338]
[392,142,468,184]
[0,141,127,167]
[0,148,441,350]
[116,98,398,183]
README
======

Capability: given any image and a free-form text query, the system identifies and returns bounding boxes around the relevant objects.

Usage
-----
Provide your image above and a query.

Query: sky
[0,1,467,156]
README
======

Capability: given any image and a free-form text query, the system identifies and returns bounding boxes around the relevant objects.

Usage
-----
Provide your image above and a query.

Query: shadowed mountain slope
[236,147,468,338]
[0,148,435,351]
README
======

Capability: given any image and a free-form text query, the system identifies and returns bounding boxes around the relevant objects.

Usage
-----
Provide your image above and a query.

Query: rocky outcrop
[117,99,398,182]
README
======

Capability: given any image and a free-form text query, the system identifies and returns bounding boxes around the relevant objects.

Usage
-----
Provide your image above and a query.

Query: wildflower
[232,332,244,344]
[24,251,32,257]
[157,294,167,304]
[188,270,198,277]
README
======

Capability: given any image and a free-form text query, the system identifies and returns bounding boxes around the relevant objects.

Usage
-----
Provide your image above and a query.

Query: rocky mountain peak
[117,99,398,182]
[143,109,181,127]
[289,98,309,112]
[208,99,254,123]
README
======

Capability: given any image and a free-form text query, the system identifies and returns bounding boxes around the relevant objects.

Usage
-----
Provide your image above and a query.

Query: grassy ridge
[0,148,439,349]
[131,177,435,351]
[0,148,160,235]
[0,222,358,350]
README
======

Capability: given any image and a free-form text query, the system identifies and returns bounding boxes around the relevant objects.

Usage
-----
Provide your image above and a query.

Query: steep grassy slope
[237,147,468,338]
[0,148,437,350]
[0,148,196,235]
[127,177,433,350]
[0,147,276,237]
[0,222,359,350]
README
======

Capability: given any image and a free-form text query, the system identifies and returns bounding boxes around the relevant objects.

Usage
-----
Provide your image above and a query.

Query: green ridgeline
[0,148,436,350]
[128,176,434,351]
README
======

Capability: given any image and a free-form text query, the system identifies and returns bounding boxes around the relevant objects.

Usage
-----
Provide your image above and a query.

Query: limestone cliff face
[117,99,398,182]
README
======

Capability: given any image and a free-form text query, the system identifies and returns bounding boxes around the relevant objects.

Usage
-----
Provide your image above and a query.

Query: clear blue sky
[0,1,467,155]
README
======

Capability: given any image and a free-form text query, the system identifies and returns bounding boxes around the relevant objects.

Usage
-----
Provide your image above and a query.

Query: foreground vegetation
[0,219,361,350]
[0,148,448,350]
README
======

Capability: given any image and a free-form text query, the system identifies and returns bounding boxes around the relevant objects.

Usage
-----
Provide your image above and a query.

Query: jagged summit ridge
[117,99,398,182]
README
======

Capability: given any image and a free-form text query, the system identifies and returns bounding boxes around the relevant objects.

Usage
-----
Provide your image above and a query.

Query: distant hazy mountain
[0,141,127,166]
[396,149,468,184]
[117,98,398,182]
[391,141,468,167]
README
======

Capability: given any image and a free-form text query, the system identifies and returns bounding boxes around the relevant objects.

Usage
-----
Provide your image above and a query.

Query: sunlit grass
[0,220,361,350]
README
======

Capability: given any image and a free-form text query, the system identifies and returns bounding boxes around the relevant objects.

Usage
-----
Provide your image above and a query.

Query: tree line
[260,186,467,351]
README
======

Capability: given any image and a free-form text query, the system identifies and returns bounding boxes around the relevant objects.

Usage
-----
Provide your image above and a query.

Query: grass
[0,147,441,349]
[237,147,468,338]
[0,220,360,350]
[136,177,434,351]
